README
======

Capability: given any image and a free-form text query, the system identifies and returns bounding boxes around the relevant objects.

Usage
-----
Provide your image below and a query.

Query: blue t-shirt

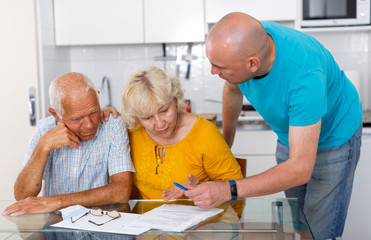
[238,22,362,149]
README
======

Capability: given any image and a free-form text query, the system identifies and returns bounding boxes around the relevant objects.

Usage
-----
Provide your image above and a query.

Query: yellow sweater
[129,115,243,199]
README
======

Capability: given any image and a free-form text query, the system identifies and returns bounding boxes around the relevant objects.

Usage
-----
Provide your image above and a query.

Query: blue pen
[174,182,189,191]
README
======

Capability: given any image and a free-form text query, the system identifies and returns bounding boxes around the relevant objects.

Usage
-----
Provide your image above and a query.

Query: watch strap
[229,180,238,200]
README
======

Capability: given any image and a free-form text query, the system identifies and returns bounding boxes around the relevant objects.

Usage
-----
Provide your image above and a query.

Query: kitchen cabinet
[54,0,205,45]
[343,127,371,240]
[231,129,285,198]
[54,0,144,45]
[143,0,205,43]
[205,0,298,23]
[232,129,277,156]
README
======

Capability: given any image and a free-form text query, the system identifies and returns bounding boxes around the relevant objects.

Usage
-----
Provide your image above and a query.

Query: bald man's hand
[185,180,231,209]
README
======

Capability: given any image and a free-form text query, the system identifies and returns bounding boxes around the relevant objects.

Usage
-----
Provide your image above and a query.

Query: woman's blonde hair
[122,66,186,130]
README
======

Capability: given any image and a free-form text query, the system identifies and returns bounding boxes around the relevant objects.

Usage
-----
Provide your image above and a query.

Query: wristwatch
[229,180,238,200]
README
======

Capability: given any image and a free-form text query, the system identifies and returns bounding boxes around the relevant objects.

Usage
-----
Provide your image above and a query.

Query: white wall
[308,31,371,109]
[37,0,71,118]
[68,43,224,114]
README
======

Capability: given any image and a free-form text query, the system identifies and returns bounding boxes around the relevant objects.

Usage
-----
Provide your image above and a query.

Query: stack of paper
[51,204,224,235]
[128,204,224,232]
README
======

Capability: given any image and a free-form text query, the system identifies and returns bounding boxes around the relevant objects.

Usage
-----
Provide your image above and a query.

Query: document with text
[128,204,224,232]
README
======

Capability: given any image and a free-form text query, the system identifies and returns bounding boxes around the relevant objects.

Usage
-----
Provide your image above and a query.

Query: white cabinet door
[54,0,144,45]
[0,0,40,200]
[231,130,284,198]
[144,0,205,43]
[343,129,371,240]
[231,130,277,156]
[246,156,285,198]
[205,0,298,23]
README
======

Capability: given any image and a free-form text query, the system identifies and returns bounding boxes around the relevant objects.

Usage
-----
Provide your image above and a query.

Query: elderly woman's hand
[100,106,121,123]
[162,174,200,201]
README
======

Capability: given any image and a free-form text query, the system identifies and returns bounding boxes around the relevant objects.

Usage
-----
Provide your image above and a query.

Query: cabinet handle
[28,87,36,126]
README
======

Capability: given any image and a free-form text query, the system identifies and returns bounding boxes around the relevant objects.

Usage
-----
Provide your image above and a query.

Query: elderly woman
[121,66,243,199]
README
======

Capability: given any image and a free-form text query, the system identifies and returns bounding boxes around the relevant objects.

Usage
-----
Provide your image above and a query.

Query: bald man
[3,72,135,216]
[184,12,362,239]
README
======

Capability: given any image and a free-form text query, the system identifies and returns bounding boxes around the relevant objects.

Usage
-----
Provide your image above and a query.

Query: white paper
[58,204,89,220]
[52,205,150,235]
[128,204,224,232]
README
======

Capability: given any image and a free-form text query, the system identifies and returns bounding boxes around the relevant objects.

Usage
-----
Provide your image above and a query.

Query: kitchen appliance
[301,0,371,27]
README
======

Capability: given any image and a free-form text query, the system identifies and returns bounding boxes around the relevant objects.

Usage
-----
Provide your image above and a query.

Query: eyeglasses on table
[70,207,121,226]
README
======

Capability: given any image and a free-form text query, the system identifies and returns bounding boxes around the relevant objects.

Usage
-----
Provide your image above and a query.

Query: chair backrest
[130,183,141,199]
[235,157,247,178]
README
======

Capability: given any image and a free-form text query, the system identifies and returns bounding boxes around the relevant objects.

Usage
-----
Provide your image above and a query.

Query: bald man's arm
[222,81,243,147]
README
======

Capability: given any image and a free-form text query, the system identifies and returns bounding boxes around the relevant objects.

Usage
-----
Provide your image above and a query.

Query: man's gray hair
[49,72,98,117]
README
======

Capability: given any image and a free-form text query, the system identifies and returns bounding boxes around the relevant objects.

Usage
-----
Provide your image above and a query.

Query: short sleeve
[288,71,327,126]
[107,116,135,176]
[199,121,243,180]
[24,117,56,180]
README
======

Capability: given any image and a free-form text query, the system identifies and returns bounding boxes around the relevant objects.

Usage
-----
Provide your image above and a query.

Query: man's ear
[247,56,260,73]
[49,108,62,122]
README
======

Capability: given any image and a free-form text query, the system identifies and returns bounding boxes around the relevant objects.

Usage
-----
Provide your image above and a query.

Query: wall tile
[92,46,123,60]
[70,47,94,61]
[120,44,150,60]
[308,31,370,109]
[41,59,71,113]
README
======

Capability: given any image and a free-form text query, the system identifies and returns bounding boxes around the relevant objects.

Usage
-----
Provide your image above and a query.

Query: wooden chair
[235,157,247,178]
[130,182,141,199]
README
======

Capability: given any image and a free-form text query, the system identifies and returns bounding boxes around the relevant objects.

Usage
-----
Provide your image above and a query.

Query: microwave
[301,0,371,27]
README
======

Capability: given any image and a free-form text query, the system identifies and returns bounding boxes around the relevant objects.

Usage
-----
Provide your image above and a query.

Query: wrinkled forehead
[63,88,98,101]
[62,89,100,112]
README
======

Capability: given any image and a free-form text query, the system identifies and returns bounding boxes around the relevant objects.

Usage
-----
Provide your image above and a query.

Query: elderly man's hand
[40,123,81,151]
[100,106,121,122]
[2,196,59,216]
[162,174,200,201]
[184,180,231,209]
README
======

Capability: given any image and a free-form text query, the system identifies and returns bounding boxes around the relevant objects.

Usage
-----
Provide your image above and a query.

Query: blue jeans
[276,125,362,240]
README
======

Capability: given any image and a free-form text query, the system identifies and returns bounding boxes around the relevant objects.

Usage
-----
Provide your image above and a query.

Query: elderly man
[184,12,362,240]
[3,72,134,216]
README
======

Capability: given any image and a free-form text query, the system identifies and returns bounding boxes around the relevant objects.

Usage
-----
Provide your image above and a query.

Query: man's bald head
[206,12,269,62]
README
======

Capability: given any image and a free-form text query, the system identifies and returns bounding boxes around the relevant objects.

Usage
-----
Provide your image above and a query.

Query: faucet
[185,43,193,80]
[100,76,112,107]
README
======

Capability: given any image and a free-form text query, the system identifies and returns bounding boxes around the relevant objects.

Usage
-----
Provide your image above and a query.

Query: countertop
[363,109,371,126]
[209,109,371,131]
[213,111,272,131]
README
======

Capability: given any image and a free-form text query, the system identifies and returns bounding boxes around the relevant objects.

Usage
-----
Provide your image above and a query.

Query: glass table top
[0,198,314,239]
